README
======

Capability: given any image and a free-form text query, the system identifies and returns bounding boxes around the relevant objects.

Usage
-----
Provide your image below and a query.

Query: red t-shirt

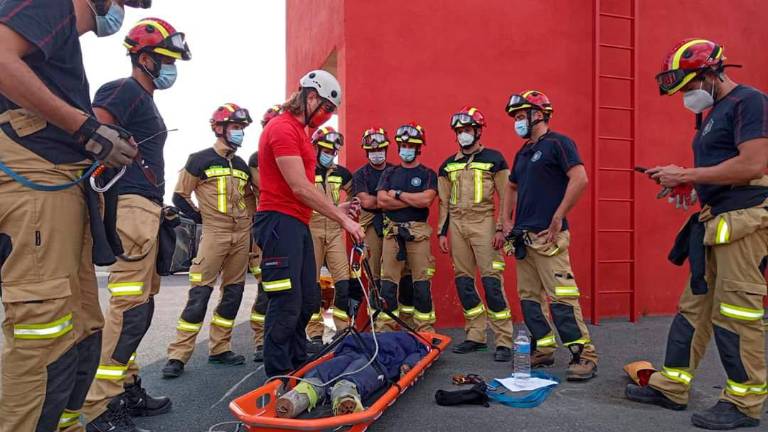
[257,112,315,224]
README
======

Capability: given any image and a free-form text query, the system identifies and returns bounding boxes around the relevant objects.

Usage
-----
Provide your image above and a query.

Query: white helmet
[299,70,342,108]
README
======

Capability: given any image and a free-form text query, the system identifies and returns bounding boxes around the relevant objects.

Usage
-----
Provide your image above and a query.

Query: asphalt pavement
[1,274,765,432]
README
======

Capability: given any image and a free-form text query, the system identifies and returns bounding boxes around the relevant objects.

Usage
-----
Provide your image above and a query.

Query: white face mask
[683,80,715,114]
[368,150,386,165]
[457,131,475,148]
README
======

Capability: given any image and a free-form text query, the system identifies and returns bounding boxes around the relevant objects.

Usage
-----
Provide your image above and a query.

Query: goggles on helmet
[450,113,478,128]
[395,125,423,143]
[316,131,343,150]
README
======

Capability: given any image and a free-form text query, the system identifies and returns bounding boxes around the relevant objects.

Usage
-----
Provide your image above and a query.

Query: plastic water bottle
[513,327,531,380]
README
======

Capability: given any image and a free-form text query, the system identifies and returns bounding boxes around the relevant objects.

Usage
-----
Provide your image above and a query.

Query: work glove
[657,183,697,210]
[74,116,137,168]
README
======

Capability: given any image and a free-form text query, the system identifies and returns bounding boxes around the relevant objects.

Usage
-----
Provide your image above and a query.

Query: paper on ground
[495,376,558,392]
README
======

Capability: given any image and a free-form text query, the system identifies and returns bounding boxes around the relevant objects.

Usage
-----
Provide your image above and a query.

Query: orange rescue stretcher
[229,331,450,432]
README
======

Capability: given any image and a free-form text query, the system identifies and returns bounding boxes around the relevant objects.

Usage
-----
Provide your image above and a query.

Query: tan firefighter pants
[167,224,250,363]
[0,124,102,432]
[379,221,436,333]
[307,219,352,338]
[83,194,162,421]
[650,207,767,419]
[449,211,513,348]
[516,230,598,363]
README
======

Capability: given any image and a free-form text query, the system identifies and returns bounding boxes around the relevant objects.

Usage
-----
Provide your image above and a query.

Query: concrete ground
[1,274,766,432]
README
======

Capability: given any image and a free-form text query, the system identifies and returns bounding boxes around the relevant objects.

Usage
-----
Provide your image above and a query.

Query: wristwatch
[395,190,403,200]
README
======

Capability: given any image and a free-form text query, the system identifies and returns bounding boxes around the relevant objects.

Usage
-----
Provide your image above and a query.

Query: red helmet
[656,39,725,95]
[210,103,252,129]
[312,126,344,151]
[261,105,282,127]
[361,127,390,150]
[450,106,486,129]
[395,122,426,146]
[506,90,553,118]
[124,18,191,61]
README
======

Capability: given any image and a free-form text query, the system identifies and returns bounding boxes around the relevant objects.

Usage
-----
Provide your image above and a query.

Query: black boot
[209,350,246,366]
[253,345,264,362]
[494,346,512,362]
[306,336,325,355]
[691,400,760,430]
[123,376,172,417]
[161,359,184,379]
[452,340,488,354]
[86,397,148,432]
[625,384,687,411]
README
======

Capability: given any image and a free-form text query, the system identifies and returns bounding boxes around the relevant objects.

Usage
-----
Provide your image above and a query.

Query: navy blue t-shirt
[376,164,438,223]
[93,78,167,203]
[0,0,92,164]
[352,162,393,212]
[510,131,583,232]
[693,85,768,205]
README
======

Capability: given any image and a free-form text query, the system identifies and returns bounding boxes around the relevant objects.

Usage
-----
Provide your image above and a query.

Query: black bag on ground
[435,382,490,407]
[157,208,198,275]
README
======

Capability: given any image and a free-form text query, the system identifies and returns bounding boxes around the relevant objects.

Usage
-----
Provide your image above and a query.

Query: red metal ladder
[590,0,639,324]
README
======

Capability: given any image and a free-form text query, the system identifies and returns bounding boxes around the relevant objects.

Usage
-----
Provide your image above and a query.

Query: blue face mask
[227,129,244,147]
[92,2,125,37]
[514,119,529,138]
[399,147,416,163]
[153,63,178,90]
[318,152,335,168]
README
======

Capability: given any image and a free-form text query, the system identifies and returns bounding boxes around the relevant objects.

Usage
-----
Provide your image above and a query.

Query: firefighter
[305,126,356,353]
[0,1,150,430]
[351,128,416,327]
[376,123,438,332]
[625,39,768,430]
[249,105,282,363]
[81,15,191,432]
[501,90,597,381]
[161,103,255,379]
[255,70,363,378]
[438,106,514,362]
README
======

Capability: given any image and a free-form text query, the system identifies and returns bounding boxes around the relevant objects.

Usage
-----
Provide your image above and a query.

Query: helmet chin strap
[139,54,161,80]
[525,109,546,139]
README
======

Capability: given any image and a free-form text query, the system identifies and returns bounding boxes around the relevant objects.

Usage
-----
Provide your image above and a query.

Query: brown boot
[331,380,363,416]
[531,350,555,368]
[566,344,597,381]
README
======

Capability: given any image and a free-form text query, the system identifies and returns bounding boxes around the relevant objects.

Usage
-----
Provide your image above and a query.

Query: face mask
[227,129,244,147]
[153,63,178,90]
[514,119,529,138]
[308,108,333,128]
[368,150,386,165]
[91,1,125,37]
[399,147,416,163]
[683,80,715,114]
[318,152,335,168]
[457,131,475,148]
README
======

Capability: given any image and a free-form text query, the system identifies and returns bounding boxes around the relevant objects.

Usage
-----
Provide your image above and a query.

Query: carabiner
[90,165,127,193]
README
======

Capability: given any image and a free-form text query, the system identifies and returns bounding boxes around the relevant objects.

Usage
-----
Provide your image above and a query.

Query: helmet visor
[450,113,476,128]
[656,68,697,95]
[317,131,343,150]
[231,108,252,124]
[363,132,388,148]
[395,125,422,140]
[505,94,529,113]
[124,0,152,8]
[158,32,191,60]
